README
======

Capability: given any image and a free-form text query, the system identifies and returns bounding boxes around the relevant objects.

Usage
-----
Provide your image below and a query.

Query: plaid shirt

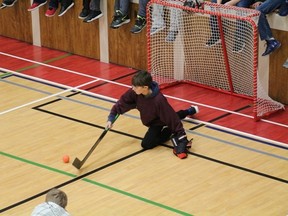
[31,201,70,216]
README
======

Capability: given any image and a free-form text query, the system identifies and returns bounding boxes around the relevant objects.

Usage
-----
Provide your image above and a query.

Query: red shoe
[173,149,187,159]
[27,1,46,11]
[45,7,57,17]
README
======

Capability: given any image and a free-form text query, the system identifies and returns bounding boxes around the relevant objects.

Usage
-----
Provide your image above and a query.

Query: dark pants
[82,0,100,11]
[209,0,254,39]
[141,109,189,149]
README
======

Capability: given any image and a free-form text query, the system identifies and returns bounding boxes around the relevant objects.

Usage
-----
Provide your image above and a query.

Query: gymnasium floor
[0,36,288,215]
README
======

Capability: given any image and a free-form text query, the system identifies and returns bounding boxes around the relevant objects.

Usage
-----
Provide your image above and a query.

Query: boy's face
[132,85,149,95]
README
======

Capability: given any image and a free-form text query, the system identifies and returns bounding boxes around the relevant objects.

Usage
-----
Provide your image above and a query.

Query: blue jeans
[209,0,254,38]
[256,0,285,40]
[114,0,150,17]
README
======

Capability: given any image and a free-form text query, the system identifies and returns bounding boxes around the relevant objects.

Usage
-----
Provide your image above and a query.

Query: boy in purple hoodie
[106,70,199,159]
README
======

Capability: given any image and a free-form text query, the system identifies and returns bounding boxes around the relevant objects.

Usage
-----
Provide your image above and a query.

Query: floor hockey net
[146,0,284,120]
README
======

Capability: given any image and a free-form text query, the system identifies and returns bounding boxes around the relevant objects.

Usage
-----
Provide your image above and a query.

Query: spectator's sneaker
[150,25,165,35]
[262,39,281,56]
[0,3,6,9]
[187,105,199,116]
[110,10,130,29]
[2,0,17,7]
[58,1,74,17]
[206,37,221,47]
[232,38,245,53]
[130,15,146,34]
[45,7,57,17]
[27,1,46,11]
[78,8,90,19]
[166,31,178,42]
[83,10,103,23]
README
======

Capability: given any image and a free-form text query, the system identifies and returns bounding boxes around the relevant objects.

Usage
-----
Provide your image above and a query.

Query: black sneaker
[130,15,146,34]
[3,0,17,7]
[83,10,103,23]
[187,105,199,115]
[58,1,74,17]
[78,8,90,19]
[206,37,221,47]
[110,10,130,29]
[262,39,281,56]
[232,38,245,53]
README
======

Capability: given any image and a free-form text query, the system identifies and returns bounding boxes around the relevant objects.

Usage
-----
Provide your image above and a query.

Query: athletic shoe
[0,3,6,9]
[45,7,57,17]
[206,37,221,47]
[262,39,281,56]
[150,25,165,35]
[166,31,178,42]
[173,148,187,159]
[78,8,89,19]
[83,10,103,23]
[110,10,130,29]
[171,135,189,159]
[187,105,199,115]
[130,15,146,34]
[232,38,245,53]
[58,1,74,17]
[27,1,46,11]
[2,0,17,7]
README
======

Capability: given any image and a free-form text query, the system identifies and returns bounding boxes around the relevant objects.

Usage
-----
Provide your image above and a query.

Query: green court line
[0,151,193,215]
[15,53,73,72]
[0,151,76,178]
[83,178,193,216]
[0,72,12,78]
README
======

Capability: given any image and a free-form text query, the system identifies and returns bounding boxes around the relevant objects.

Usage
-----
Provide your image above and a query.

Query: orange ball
[62,155,70,163]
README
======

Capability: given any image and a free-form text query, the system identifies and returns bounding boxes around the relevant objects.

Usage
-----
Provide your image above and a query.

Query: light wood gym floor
[0,36,288,215]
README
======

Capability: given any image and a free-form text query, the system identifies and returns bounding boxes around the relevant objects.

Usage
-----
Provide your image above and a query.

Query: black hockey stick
[72,114,119,169]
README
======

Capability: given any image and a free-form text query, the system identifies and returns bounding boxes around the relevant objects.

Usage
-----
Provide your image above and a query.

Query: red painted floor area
[1,36,287,145]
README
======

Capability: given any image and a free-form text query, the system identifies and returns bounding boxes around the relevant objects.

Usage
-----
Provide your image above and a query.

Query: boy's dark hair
[45,188,68,209]
[132,71,152,87]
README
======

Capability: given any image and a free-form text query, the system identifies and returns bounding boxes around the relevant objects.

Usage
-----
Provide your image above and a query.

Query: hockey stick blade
[72,157,83,169]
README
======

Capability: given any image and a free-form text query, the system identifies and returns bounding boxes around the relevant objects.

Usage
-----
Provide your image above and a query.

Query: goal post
[146,0,284,121]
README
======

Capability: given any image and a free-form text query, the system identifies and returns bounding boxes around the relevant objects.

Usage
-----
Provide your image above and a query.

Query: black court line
[208,105,252,123]
[161,144,288,184]
[34,107,288,185]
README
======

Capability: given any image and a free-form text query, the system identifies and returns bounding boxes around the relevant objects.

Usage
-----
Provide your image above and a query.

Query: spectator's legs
[130,0,149,33]
[232,0,254,53]
[256,0,282,56]
[78,0,90,19]
[138,0,149,17]
[83,0,103,22]
[150,4,165,35]
[111,0,130,28]
[49,0,59,9]
[89,0,100,11]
